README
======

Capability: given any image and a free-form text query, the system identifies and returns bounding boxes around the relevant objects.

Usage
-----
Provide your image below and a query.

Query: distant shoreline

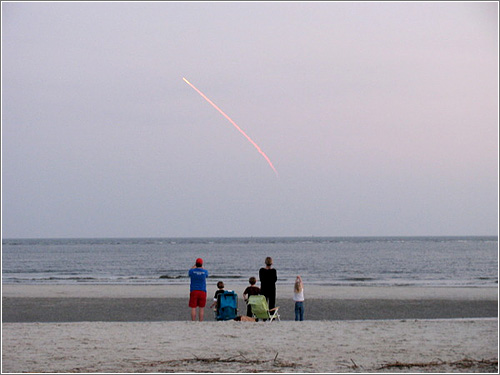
[3,235,498,242]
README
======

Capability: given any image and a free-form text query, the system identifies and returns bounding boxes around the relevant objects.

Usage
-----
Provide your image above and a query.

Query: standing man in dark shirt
[259,256,277,310]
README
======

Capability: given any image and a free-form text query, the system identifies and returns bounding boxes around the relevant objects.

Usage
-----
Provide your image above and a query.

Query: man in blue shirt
[188,258,209,321]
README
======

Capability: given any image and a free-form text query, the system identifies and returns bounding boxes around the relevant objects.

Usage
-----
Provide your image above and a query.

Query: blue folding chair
[216,291,238,321]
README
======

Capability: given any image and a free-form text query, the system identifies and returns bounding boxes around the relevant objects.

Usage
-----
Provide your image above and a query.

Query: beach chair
[215,291,238,321]
[247,295,280,322]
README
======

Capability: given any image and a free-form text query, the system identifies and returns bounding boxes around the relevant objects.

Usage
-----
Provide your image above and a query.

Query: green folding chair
[247,295,280,322]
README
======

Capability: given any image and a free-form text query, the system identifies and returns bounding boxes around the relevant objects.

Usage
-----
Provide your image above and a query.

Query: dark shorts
[189,290,207,308]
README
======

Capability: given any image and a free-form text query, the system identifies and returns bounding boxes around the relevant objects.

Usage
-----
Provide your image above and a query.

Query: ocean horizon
[2,236,498,288]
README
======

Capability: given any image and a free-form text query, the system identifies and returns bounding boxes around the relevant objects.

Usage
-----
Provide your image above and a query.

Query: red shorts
[189,290,207,308]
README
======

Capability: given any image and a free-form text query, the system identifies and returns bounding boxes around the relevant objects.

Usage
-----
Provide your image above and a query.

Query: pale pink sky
[2,2,498,238]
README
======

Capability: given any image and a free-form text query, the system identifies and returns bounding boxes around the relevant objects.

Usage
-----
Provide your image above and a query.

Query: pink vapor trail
[183,77,278,177]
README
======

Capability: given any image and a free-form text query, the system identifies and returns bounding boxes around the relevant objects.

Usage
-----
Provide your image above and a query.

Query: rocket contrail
[183,77,278,177]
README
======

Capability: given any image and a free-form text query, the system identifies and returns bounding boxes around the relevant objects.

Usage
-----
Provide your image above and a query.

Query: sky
[2,1,498,239]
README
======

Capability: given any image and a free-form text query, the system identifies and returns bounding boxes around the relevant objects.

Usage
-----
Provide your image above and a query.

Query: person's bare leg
[199,307,204,321]
[191,308,197,321]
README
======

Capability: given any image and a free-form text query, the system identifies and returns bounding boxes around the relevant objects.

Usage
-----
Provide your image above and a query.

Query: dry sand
[2,319,498,373]
[2,284,498,373]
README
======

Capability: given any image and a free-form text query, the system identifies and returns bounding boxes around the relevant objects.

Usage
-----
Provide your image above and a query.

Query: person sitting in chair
[243,277,260,317]
[210,281,225,312]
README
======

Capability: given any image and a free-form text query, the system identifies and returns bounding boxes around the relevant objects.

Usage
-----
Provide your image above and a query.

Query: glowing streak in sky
[183,77,278,177]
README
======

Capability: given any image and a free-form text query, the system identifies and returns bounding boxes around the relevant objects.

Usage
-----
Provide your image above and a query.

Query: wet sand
[2,296,498,322]
[2,284,497,322]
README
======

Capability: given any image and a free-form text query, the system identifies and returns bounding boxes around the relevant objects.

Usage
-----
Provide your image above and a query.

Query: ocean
[1,237,498,288]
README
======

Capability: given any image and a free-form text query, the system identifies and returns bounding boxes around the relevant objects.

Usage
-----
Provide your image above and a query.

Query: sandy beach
[2,284,498,322]
[2,284,498,373]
